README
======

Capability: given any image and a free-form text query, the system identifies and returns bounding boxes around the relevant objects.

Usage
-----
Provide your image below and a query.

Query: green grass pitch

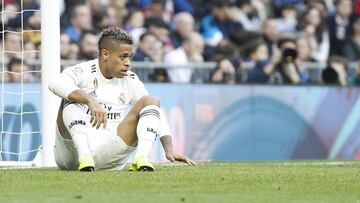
[1,161,360,203]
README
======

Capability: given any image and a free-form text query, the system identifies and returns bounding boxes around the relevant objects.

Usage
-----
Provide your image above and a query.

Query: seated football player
[49,27,196,171]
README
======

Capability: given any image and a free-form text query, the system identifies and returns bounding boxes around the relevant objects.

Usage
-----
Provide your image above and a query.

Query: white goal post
[0,0,60,167]
[40,0,60,167]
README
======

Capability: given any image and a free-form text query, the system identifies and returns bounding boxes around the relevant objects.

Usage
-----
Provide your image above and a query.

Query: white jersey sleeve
[127,71,149,101]
[48,60,94,100]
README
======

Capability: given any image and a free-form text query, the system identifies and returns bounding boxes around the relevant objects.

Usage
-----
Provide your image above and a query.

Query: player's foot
[78,154,95,172]
[129,156,154,172]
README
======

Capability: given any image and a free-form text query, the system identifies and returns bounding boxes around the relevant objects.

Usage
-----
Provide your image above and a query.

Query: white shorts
[54,126,136,171]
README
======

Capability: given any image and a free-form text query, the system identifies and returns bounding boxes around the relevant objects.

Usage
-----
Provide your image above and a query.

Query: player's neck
[98,58,113,79]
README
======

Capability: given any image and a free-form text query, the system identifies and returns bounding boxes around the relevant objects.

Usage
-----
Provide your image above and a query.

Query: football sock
[62,103,91,158]
[134,105,160,159]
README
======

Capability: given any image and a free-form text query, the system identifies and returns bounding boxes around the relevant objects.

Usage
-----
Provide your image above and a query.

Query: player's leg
[61,101,95,171]
[56,102,136,171]
[54,104,79,170]
[117,95,161,171]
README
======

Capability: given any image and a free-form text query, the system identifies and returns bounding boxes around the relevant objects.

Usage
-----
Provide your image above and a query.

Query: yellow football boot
[129,156,154,172]
[78,154,95,172]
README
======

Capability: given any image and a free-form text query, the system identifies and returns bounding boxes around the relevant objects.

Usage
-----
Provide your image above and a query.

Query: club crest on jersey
[93,78,98,89]
[118,93,126,104]
[73,67,83,76]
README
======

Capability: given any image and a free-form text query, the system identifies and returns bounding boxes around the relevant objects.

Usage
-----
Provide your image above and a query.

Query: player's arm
[158,110,196,166]
[68,90,107,129]
[132,77,195,165]
[160,135,196,166]
[48,69,107,129]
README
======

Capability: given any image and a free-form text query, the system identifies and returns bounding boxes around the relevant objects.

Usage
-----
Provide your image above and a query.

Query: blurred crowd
[1,0,360,85]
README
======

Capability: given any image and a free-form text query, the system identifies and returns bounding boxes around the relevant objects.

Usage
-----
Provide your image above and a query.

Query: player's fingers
[96,113,103,129]
[92,112,98,127]
[90,112,94,124]
[102,113,107,129]
[186,158,197,166]
[167,154,175,162]
[176,155,196,166]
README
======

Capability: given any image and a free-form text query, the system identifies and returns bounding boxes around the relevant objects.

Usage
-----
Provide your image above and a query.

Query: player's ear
[101,48,110,61]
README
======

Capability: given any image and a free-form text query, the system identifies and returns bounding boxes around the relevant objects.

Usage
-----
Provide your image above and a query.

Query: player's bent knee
[62,103,88,131]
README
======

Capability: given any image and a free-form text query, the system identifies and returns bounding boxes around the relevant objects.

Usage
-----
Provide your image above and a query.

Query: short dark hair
[212,0,233,7]
[80,30,97,42]
[98,27,134,52]
[144,17,169,30]
[243,39,265,57]
[277,37,296,48]
[139,32,158,42]
[69,4,87,19]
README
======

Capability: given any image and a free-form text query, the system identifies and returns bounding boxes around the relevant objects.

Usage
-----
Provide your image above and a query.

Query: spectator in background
[170,12,195,48]
[123,9,146,42]
[23,41,38,60]
[60,33,72,59]
[138,0,194,14]
[246,37,305,84]
[86,0,103,13]
[23,10,41,46]
[313,0,329,19]
[163,32,205,83]
[133,32,167,82]
[355,61,360,85]
[275,37,304,84]
[5,0,39,29]
[200,0,242,47]
[322,66,340,84]
[68,42,80,60]
[3,32,22,60]
[60,0,86,29]
[172,0,194,14]
[93,6,118,33]
[328,0,353,56]
[209,40,239,61]
[6,57,35,82]
[78,31,99,60]
[134,32,163,62]
[2,3,18,30]
[262,18,279,56]
[343,16,360,61]
[272,0,304,17]
[233,0,262,31]
[210,58,236,84]
[144,17,174,53]
[276,4,298,33]
[108,0,129,27]
[322,55,349,85]
[295,35,312,82]
[244,39,281,83]
[296,35,315,62]
[142,0,172,22]
[299,6,329,63]
[65,4,93,42]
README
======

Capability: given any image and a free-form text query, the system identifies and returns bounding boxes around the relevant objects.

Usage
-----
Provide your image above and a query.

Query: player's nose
[123,58,131,66]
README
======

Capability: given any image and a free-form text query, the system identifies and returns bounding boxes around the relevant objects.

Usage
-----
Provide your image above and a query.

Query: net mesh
[1,0,42,164]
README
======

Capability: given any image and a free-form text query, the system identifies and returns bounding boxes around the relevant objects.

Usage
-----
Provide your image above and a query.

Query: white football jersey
[61,58,149,130]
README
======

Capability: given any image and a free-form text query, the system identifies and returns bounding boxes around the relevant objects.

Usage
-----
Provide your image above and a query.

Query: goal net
[1,0,60,167]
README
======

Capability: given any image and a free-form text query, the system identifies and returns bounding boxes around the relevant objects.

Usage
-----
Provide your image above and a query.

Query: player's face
[104,43,133,78]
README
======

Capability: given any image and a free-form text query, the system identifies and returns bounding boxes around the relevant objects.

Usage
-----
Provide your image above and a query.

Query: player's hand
[165,150,196,166]
[87,100,107,129]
